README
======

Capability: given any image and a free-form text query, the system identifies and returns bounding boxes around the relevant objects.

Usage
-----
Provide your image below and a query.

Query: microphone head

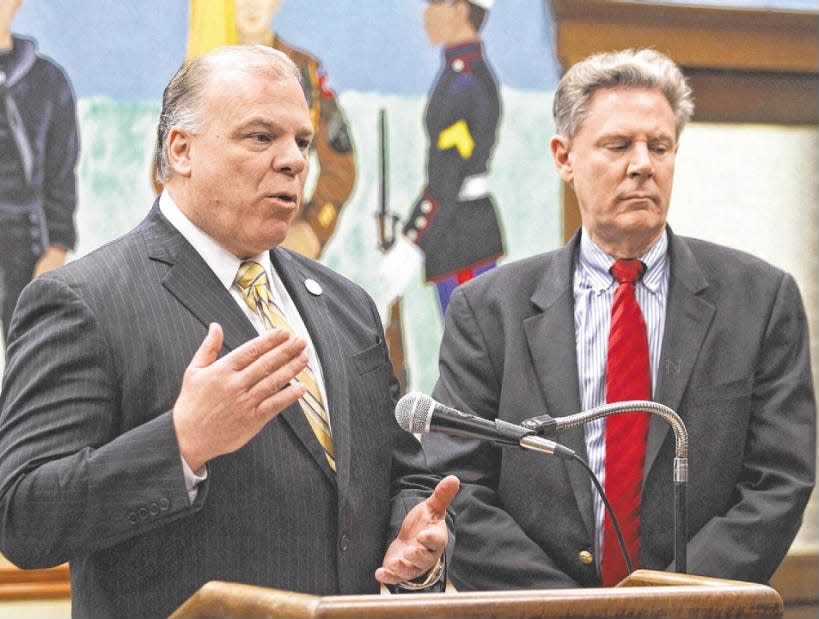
[394,392,434,433]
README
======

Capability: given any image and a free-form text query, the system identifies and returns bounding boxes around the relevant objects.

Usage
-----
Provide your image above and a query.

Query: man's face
[172,69,313,258]
[234,0,281,37]
[551,87,678,255]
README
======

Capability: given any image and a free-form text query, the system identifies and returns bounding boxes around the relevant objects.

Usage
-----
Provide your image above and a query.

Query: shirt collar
[159,190,272,290]
[577,226,668,294]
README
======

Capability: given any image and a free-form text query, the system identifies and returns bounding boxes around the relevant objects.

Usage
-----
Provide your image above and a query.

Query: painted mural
[0,0,563,392]
[1,0,816,390]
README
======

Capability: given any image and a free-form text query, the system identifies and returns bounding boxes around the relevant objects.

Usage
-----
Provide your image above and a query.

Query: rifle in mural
[376,108,410,395]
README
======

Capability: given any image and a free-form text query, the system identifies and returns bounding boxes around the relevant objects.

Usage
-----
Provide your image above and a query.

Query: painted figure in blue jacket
[0,0,79,348]
[381,0,502,317]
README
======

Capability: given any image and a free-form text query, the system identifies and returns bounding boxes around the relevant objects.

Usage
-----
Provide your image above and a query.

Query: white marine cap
[468,0,494,8]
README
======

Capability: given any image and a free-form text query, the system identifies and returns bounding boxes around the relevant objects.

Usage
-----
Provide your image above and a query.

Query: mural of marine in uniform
[0,0,78,350]
[381,0,503,316]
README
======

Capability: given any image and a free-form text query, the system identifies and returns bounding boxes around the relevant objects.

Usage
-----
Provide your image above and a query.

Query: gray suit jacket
[0,205,447,618]
[423,229,815,589]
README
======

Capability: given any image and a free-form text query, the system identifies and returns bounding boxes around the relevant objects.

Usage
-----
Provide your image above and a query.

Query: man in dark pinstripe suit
[0,45,457,618]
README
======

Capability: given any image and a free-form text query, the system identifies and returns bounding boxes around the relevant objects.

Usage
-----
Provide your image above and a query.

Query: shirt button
[578,550,594,565]
[339,534,350,551]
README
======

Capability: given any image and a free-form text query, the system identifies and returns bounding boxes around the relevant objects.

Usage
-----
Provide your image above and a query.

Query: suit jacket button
[138,507,149,520]
[339,534,350,551]
[578,550,594,565]
[159,497,170,511]
[128,512,138,525]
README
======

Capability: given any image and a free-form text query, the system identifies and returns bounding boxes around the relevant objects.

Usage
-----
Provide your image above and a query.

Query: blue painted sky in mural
[13,0,816,101]
[13,0,558,100]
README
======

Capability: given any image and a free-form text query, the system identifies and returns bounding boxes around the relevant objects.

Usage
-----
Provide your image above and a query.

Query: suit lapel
[645,232,715,478]
[524,235,595,537]
[271,249,342,486]
[142,205,258,351]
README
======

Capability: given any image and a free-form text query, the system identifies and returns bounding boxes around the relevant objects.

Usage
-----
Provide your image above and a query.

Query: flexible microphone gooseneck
[522,400,689,575]
[395,392,634,580]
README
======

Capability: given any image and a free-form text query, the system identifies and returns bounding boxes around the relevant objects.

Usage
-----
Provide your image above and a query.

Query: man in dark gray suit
[0,45,458,618]
[423,49,815,589]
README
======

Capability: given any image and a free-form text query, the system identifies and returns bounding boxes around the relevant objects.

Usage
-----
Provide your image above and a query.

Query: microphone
[395,392,576,459]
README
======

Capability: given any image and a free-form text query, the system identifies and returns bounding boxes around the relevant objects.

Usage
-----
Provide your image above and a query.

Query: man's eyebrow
[236,117,279,131]
[235,117,314,138]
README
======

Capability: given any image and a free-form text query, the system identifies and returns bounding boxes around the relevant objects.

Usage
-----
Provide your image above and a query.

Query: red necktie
[602,259,651,586]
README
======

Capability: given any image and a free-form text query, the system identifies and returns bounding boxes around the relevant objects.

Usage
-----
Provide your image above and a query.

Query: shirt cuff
[181,455,208,504]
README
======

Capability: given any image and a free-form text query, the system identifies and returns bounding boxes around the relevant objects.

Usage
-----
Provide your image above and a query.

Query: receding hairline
[195,45,301,85]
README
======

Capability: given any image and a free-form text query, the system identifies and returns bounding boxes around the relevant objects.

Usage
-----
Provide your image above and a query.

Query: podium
[170,569,784,618]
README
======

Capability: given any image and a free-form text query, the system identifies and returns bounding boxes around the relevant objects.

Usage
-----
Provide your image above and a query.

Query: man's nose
[274,141,307,176]
[628,143,654,178]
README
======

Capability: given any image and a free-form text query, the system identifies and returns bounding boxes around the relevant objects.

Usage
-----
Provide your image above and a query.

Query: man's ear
[167,127,193,177]
[550,135,574,184]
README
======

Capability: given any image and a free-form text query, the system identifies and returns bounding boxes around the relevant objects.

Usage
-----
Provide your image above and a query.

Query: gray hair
[553,48,694,139]
[153,45,301,183]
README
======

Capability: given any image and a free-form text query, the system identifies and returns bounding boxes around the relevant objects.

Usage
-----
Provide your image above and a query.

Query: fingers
[241,333,308,393]
[188,323,224,370]
[255,377,307,421]
[223,327,292,372]
[374,566,401,585]
[376,546,443,584]
[423,475,460,519]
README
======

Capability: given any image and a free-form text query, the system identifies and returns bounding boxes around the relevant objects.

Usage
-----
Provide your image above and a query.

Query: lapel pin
[304,278,323,296]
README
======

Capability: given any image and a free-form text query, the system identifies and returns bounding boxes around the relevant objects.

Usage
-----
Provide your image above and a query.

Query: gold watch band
[396,556,445,591]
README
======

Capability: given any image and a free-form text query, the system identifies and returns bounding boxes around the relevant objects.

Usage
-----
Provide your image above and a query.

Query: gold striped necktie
[235,261,335,471]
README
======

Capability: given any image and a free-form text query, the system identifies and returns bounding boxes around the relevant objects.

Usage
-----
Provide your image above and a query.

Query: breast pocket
[351,339,390,376]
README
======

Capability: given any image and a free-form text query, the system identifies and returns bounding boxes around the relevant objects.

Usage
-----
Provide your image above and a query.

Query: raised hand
[172,322,309,471]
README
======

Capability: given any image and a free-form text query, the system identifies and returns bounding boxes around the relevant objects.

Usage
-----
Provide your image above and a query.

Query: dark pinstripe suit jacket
[0,205,446,618]
[423,229,815,589]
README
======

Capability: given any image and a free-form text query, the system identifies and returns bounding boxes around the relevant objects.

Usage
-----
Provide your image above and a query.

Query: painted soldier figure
[381,0,502,316]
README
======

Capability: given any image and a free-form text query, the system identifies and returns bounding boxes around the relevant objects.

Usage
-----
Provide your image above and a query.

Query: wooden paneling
[550,0,818,74]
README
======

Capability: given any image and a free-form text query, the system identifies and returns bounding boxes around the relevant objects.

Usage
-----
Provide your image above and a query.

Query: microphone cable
[569,452,633,577]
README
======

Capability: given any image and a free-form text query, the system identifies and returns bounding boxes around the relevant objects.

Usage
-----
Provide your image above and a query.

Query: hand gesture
[375,475,460,585]
[172,323,309,471]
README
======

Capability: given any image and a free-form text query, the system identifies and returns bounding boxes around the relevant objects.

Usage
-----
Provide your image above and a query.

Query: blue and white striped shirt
[573,228,669,563]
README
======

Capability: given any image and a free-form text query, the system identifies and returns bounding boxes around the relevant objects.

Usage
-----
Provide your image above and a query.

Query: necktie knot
[610,259,645,285]
[235,260,267,292]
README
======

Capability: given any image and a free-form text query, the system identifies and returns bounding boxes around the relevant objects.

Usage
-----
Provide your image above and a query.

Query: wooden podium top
[0,555,70,601]
[171,570,784,619]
